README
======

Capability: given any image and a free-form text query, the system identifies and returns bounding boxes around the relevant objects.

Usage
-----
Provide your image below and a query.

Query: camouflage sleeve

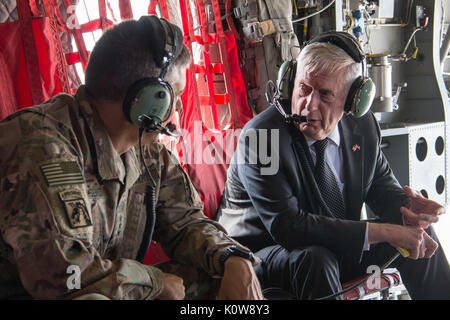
[152,144,252,277]
[0,117,164,300]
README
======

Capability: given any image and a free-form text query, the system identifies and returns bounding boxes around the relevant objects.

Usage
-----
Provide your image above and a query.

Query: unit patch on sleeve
[59,189,93,229]
[40,161,85,187]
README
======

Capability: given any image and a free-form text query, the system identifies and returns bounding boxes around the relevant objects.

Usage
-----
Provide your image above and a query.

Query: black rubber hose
[136,128,158,263]
[136,185,157,263]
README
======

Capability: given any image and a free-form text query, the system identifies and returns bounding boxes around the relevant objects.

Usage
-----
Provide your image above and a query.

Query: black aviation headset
[122,15,184,136]
[124,15,185,262]
[274,31,376,120]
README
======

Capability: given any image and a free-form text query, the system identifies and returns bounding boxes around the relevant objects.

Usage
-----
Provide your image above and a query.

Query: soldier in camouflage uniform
[0,16,263,300]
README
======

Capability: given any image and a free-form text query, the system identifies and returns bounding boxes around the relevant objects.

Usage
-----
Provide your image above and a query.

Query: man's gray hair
[296,42,362,85]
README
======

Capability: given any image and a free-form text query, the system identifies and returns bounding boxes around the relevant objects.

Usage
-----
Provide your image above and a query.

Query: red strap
[159,0,169,20]
[118,0,133,20]
[211,0,224,36]
[17,0,32,19]
[65,51,92,65]
[62,0,90,70]
[226,0,240,40]
[98,0,108,30]
[65,52,82,65]
[20,18,43,104]
[179,0,190,37]
[79,19,114,33]
[199,94,229,105]
[194,34,219,45]
[179,0,202,122]
[194,63,224,74]
[197,0,220,130]
[41,0,54,17]
[211,0,240,129]
[106,1,118,23]
[148,0,158,15]
[50,0,70,32]
[29,0,42,17]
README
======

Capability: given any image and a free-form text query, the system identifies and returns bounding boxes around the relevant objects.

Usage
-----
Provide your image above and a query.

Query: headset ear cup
[277,60,297,103]
[123,79,174,128]
[345,77,376,118]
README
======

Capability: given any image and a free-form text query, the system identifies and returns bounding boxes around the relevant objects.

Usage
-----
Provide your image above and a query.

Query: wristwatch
[220,245,256,266]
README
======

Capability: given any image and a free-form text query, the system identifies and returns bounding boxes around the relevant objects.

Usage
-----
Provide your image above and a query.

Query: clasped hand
[156,256,263,300]
[398,186,445,259]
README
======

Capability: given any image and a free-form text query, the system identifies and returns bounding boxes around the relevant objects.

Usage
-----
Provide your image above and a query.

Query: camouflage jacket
[0,86,244,300]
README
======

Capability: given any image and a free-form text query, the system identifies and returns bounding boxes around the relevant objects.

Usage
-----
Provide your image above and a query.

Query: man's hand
[419,231,439,259]
[156,272,185,300]
[400,186,446,228]
[369,223,427,260]
[218,256,263,300]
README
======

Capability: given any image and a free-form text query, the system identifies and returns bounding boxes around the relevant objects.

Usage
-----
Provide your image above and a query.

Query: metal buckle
[233,3,249,19]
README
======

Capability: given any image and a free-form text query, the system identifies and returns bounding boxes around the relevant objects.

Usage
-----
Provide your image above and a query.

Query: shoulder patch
[40,161,85,187]
[59,189,92,229]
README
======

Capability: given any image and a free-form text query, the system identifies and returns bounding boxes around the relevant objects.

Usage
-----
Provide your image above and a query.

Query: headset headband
[306,31,365,63]
[137,15,184,75]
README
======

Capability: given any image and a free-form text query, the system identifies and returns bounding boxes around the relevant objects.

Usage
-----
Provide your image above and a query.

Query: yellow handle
[397,247,410,258]
[412,47,419,59]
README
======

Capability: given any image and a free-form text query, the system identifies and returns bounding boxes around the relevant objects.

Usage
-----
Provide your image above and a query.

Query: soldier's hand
[157,272,185,300]
[218,256,263,300]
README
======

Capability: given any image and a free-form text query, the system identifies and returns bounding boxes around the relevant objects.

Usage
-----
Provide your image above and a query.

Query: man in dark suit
[218,32,450,299]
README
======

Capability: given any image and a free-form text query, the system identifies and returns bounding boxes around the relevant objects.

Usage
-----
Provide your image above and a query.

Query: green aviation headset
[122,15,184,135]
[276,31,376,119]
[122,15,185,263]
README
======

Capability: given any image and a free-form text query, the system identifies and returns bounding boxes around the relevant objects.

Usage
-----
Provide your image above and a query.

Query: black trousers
[254,227,450,300]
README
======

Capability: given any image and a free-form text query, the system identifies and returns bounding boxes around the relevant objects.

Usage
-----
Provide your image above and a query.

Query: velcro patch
[59,190,93,229]
[41,161,85,187]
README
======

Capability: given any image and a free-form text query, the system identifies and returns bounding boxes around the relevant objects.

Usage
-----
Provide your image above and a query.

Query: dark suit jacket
[219,105,410,261]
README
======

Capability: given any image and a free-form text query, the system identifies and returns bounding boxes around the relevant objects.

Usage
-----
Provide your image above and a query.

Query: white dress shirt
[305,126,370,251]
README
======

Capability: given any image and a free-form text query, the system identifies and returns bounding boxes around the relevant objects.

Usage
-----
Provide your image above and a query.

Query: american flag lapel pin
[352,144,361,152]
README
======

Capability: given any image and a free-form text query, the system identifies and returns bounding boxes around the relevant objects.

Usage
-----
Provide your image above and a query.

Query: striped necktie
[313,139,346,219]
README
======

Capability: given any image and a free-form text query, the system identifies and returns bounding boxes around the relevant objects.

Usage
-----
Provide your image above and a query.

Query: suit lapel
[339,116,364,221]
[288,125,320,214]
